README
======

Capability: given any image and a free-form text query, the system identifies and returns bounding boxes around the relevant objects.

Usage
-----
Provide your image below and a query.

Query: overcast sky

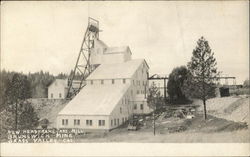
[1,1,249,84]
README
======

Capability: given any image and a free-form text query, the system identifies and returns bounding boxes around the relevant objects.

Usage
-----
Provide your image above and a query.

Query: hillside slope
[196,96,249,125]
[28,99,69,128]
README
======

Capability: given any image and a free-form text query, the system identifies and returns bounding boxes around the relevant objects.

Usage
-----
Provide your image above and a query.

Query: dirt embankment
[28,98,69,128]
[195,96,250,125]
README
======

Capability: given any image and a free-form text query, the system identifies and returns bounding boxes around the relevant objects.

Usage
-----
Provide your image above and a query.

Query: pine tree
[183,36,219,120]
[147,82,163,135]
[4,73,36,130]
[147,82,163,110]
[18,101,39,129]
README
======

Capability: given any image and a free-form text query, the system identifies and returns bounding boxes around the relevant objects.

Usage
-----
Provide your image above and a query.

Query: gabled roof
[48,79,67,88]
[86,59,146,80]
[58,84,130,116]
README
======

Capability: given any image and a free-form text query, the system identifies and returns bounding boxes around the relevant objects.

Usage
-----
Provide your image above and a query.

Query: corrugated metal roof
[58,84,130,115]
[86,59,145,80]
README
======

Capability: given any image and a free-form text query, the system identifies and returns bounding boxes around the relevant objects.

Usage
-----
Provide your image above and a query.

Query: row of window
[90,79,126,85]
[62,119,106,126]
[132,80,147,86]
[110,117,128,127]
[122,98,130,105]
[51,93,62,98]
[130,89,147,96]
[61,118,130,127]
[136,90,146,95]
[133,104,144,110]
[89,79,147,86]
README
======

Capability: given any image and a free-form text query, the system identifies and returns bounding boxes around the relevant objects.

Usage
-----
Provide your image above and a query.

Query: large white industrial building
[57,39,152,131]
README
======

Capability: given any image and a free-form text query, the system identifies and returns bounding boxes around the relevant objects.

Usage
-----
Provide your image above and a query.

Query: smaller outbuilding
[215,87,230,97]
[48,79,68,99]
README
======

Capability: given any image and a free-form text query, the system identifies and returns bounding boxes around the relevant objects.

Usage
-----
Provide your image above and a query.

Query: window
[111,120,113,126]
[62,119,68,125]
[134,104,137,110]
[122,118,124,124]
[59,93,62,98]
[98,120,105,126]
[133,80,135,85]
[114,119,117,126]
[101,80,104,84]
[74,119,80,125]
[90,80,93,85]
[112,79,115,84]
[140,104,144,110]
[123,79,126,84]
[137,90,140,94]
[120,107,122,113]
[51,93,53,99]
[86,120,92,126]
[138,81,140,86]
[117,119,119,125]
[131,90,133,95]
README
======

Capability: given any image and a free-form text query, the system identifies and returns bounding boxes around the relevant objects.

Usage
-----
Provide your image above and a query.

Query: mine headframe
[66,17,99,99]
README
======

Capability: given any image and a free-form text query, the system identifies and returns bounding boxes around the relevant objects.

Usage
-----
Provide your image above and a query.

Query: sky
[1,1,249,84]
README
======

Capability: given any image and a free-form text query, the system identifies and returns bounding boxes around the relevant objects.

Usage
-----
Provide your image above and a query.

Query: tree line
[0,70,82,103]
[0,70,79,139]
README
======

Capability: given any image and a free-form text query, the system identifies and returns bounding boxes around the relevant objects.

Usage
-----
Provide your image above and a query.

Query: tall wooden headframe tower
[67,17,100,99]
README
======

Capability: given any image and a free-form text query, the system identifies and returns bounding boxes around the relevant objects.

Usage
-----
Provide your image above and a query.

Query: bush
[167,66,191,104]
